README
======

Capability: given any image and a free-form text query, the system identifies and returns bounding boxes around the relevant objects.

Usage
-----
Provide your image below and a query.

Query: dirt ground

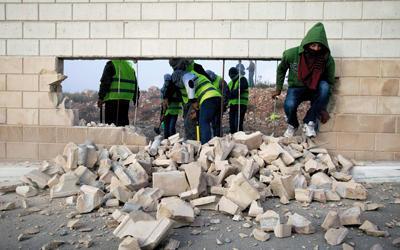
[0,179,399,250]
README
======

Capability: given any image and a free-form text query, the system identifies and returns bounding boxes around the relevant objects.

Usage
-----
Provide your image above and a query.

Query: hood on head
[299,22,330,56]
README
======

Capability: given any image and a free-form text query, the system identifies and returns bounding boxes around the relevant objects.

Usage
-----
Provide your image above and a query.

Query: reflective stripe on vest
[104,60,136,101]
[212,76,222,94]
[228,76,249,106]
[192,71,221,107]
[162,96,182,116]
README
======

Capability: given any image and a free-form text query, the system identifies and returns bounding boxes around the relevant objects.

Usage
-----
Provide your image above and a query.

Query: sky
[62,59,279,93]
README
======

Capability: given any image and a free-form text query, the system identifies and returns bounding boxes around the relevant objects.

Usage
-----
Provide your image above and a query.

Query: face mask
[230,74,239,81]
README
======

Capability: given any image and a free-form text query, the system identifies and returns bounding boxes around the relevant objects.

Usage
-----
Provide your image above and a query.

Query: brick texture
[56,127,88,143]
[23,126,56,143]
[7,142,39,159]
[332,115,357,132]
[0,125,23,142]
[358,115,396,133]
[337,133,375,151]
[381,60,400,78]
[88,127,122,145]
[342,60,379,77]
[375,134,400,152]
[39,143,67,160]
[360,78,399,96]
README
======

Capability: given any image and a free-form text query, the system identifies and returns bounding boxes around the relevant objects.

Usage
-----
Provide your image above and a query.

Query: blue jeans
[284,80,330,129]
[249,71,254,87]
[163,114,178,139]
[229,104,247,134]
[199,97,221,144]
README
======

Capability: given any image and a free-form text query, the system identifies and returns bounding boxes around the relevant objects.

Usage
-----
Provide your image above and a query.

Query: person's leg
[199,98,216,144]
[229,105,238,134]
[169,114,178,136]
[249,71,254,87]
[238,104,247,131]
[117,100,130,126]
[211,97,221,137]
[163,114,171,139]
[303,80,331,124]
[284,87,307,129]
[105,100,117,125]
[184,103,197,140]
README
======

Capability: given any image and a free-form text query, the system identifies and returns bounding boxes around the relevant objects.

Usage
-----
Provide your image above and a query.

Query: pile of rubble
[1,131,399,249]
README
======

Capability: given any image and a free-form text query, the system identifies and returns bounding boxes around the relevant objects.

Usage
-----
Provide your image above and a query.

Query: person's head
[229,67,239,81]
[206,70,217,82]
[169,59,185,71]
[308,42,322,51]
[249,60,253,63]
[238,60,242,64]
[171,70,185,89]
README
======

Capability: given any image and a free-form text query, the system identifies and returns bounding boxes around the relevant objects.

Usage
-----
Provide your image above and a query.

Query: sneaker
[303,121,316,137]
[284,125,298,138]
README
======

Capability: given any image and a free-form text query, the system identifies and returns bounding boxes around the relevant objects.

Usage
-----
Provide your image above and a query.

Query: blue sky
[62,59,278,93]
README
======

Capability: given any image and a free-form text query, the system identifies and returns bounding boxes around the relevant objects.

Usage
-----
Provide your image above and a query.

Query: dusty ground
[0,179,399,250]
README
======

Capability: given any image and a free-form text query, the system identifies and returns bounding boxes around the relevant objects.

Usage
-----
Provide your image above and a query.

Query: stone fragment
[115,163,149,191]
[85,145,97,169]
[295,189,313,203]
[214,138,235,161]
[321,211,342,231]
[20,175,36,187]
[331,172,352,182]
[130,187,163,212]
[18,234,29,241]
[112,209,128,222]
[24,227,39,235]
[333,182,367,200]
[156,197,194,223]
[280,195,290,204]
[258,210,280,232]
[65,146,79,172]
[233,131,262,150]
[98,159,112,177]
[340,206,367,226]
[106,220,119,228]
[288,213,315,234]
[324,190,341,201]
[342,243,354,250]
[210,186,228,195]
[259,143,294,165]
[274,224,292,238]
[366,203,385,211]
[312,189,326,203]
[324,227,348,246]
[252,228,270,242]
[41,240,64,250]
[179,188,199,200]
[153,171,189,196]
[365,229,390,237]
[270,175,295,200]
[184,162,207,196]
[116,145,133,160]
[66,196,77,205]
[225,173,260,210]
[119,236,141,250]
[190,196,217,210]
[21,200,28,208]
[75,166,96,185]
[293,174,307,189]
[229,143,248,158]
[370,244,384,250]
[99,170,116,184]
[216,196,240,215]
[67,219,81,229]
[76,185,105,214]
[26,169,51,189]
[248,200,263,217]
[50,172,80,199]
[122,202,142,213]
[111,186,134,203]
[16,186,37,198]
[338,154,354,174]
[110,176,130,192]
[168,143,189,164]
[359,220,378,232]
[47,175,59,189]
[393,238,400,248]
[106,199,120,207]
[18,207,40,216]
[310,172,333,189]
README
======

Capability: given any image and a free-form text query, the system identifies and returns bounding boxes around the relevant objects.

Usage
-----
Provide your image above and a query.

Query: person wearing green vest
[225,67,249,134]
[97,60,139,126]
[161,74,182,139]
[271,22,334,138]
[206,69,228,136]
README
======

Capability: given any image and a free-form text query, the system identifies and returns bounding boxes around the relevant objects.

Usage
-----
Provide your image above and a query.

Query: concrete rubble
[1,131,394,249]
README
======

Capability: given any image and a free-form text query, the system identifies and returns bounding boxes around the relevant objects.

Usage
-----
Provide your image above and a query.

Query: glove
[97,99,103,108]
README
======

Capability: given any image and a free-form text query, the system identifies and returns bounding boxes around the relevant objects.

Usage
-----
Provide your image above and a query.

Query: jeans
[183,102,197,140]
[199,97,221,144]
[229,104,247,134]
[249,71,254,88]
[284,80,330,129]
[105,99,130,126]
[163,114,178,139]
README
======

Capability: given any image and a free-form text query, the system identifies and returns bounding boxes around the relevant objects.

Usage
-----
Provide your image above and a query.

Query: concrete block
[142,39,176,57]
[88,127,122,145]
[57,22,89,38]
[252,228,270,242]
[0,75,4,90]
[22,92,55,109]
[288,213,315,234]
[195,21,230,39]
[333,78,359,96]
[39,4,71,20]
[361,78,399,96]
[376,134,400,152]
[0,22,22,38]
[184,162,207,195]
[91,22,123,38]
[0,108,5,124]
[73,40,106,57]
[213,3,248,20]
[23,126,56,143]
[153,171,189,196]
[233,131,262,150]
[24,57,58,74]
[6,142,38,159]
[363,40,400,58]
[177,39,212,58]
[160,22,194,39]
[16,186,37,198]
[249,40,286,58]
[358,115,396,133]
[340,206,366,226]
[324,2,361,20]
[378,96,400,115]
[381,60,400,78]
[142,3,176,20]
[125,22,158,38]
[363,1,400,20]
[177,3,211,20]
[75,166,96,185]
[274,224,292,238]
[338,96,377,114]
[248,200,263,217]
[76,185,105,213]
[0,125,22,141]
[321,211,342,231]
[269,22,305,39]
[40,40,72,57]
[325,228,348,246]
[7,74,38,91]
[39,72,66,91]
[24,22,55,38]
[343,21,381,39]
[337,133,374,151]
[0,57,22,73]
[0,4,3,20]
[156,196,194,223]
[329,40,361,58]
[119,236,140,250]
[7,39,39,56]
[72,4,105,20]
[56,127,88,143]
[6,4,38,20]
[225,173,260,210]
[216,196,240,215]
[231,21,267,39]
[107,40,141,57]
[295,189,313,203]
[67,219,81,229]
[258,210,280,232]
[39,109,75,126]
[383,21,400,39]
[287,2,322,20]
[249,2,285,20]
[49,173,79,198]
[310,172,333,189]
[342,60,379,77]
[107,4,140,20]
[26,169,51,189]
[0,180,23,193]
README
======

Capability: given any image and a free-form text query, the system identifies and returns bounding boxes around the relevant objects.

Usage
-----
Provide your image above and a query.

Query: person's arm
[272,51,289,98]
[193,63,213,82]
[322,56,335,110]
[98,61,115,100]
[229,77,248,99]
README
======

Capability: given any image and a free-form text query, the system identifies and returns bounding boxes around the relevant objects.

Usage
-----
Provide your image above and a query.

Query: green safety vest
[212,75,222,94]
[185,62,195,72]
[228,76,249,106]
[103,60,137,102]
[192,71,221,107]
[162,94,182,116]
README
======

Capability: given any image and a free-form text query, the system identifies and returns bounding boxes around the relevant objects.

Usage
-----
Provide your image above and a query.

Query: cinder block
[40,40,73,57]
[91,22,123,38]
[343,21,381,39]
[360,78,399,96]
[122,129,148,146]
[39,4,72,20]
[72,4,106,20]
[24,22,55,38]
[358,115,396,133]
[73,40,106,57]
[7,142,38,159]
[342,60,379,77]
[0,4,4,20]
[0,40,4,55]
[56,127,88,143]
[6,4,38,20]
[268,22,305,39]
[381,60,400,78]
[7,39,39,56]
[287,2,323,20]
[23,92,55,109]
[125,22,158,38]
[7,108,38,125]
[107,40,141,57]
[39,143,67,160]
[333,78,359,96]
[231,22,267,39]
[213,40,248,58]
[0,125,23,142]
[24,57,57,74]
[249,40,286,58]
[335,60,341,77]
[126,145,139,154]
[332,115,357,132]
[338,96,377,114]
[0,108,5,124]
[394,153,400,161]
[213,3,248,20]
[319,113,334,132]
[249,2,285,20]
[378,97,400,115]
[88,127,122,145]
[39,73,60,92]
[177,3,211,20]
[142,40,176,57]
[0,22,22,38]
[177,40,211,57]
[142,3,176,20]
[39,109,75,126]
[374,152,395,161]
[329,40,361,58]
[383,21,400,39]
[375,134,400,152]
[57,0,88,2]
[363,1,400,20]
[362,40,400,58]
[314,132,337,150]
[305,22,342,39]
[160,22,194,38]
[0,142,5,158]
[0,58,22,74]
[0,91,22,108]
[324,2,362,20]
[23,126,56,143]
[57,22,89,38]
[397,117,400,133]
[107,4,140,20]
[195,21,230,39]
[7,74,38,91]
[337,133,374,151]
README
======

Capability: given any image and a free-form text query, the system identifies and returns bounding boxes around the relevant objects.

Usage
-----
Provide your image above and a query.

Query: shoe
[303,121,316,137]
[284,125,298,138]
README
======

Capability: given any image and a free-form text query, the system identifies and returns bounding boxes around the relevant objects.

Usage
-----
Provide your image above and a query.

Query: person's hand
[271,89,281,99]
[320,109,330,124]
[97,99,103,108]
[189,109,197,120]
[163,99,169,111]
[192,102,199,111]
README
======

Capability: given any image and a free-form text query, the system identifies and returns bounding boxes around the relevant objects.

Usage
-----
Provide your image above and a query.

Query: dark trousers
[229,104,247,134]
[199,97,221,144]
[105,99,130,126]
[164,114,178,139]
[249,71,254,87]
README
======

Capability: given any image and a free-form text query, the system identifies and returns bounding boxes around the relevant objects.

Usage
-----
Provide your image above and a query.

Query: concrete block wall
[0,0,399,160]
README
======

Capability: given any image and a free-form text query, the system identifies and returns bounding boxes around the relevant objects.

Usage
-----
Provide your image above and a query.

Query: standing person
[161,74,182,139]
[225,67,249,134]
[206,70,228,137]
[271,22,335,138]
[247,60,255,88]
[97,60,139,126]
[236,60,245,76]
